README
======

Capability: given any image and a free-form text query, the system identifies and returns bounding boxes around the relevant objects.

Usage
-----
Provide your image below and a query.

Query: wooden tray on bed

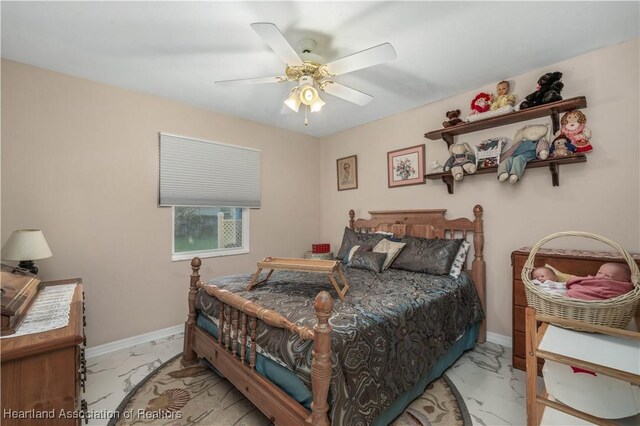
[246,257,349,301]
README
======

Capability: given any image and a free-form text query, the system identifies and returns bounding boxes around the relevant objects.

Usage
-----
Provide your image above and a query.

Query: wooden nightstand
[1,278,86,425]
[511,248,640,373]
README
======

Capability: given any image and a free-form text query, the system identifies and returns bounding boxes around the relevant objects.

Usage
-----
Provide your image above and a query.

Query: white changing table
[525,307,640,425]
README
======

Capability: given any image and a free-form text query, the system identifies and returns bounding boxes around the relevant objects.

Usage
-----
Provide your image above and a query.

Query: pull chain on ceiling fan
[215,22,397,126]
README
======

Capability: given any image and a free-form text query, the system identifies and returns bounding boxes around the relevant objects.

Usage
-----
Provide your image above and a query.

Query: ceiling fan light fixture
[299,84,319,106]
[284,88,301,112]
[310,97,325,113]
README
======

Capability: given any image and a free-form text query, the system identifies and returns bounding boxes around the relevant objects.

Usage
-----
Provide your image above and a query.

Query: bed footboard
[182,257,333,426]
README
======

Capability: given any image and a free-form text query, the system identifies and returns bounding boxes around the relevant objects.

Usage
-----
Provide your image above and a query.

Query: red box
[312,243,330,253]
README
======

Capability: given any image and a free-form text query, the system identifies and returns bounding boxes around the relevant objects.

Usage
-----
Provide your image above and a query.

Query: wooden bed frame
[182,205,486,425]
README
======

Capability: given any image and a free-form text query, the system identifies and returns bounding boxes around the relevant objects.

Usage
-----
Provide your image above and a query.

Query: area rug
[108,354,471,426]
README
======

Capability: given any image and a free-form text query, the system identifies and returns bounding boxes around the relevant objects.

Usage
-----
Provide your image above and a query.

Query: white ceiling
[2,1,638,138]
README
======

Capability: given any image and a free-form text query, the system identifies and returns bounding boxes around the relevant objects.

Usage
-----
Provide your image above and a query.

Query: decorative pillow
[449,240,471,278]
[345,244,374,262]
[373,238,406,270]
[545,263,576,283]
[390,237,463,275]
[336,227,385,261]
[348,251,387,273]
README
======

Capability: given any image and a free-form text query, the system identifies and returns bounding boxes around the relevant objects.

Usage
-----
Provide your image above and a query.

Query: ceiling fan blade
[215,76,288,86]
[323,43,396,76]
[320,82,373,106]
[250,22,304,66]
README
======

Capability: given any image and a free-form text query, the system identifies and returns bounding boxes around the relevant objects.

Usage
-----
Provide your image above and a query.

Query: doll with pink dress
[558,110,592,153]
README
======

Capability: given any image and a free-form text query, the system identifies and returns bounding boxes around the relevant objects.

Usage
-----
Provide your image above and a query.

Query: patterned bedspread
[195,267,484,425]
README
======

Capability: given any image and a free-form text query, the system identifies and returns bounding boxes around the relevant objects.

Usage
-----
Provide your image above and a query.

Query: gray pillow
[390,237,463,275]
[348,251,387,273]
[336,227,385,261]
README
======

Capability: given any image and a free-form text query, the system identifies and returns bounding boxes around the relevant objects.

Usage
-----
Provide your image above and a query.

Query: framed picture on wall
[337,155,358,191]
[387,144,425,188]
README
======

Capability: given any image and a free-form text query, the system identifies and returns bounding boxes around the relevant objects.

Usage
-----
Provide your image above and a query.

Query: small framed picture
[337,155,358,191]
[387,145,425,188]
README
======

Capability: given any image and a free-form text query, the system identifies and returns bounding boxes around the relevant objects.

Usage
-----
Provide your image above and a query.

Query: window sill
[172,248,249,262]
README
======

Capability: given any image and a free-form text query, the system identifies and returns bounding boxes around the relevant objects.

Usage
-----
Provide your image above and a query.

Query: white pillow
[373,239,406,270]
[449,240,471,278]
[346,245,361,262]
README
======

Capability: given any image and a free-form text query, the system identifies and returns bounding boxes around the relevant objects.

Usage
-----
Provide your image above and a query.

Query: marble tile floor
[85,334,535,426]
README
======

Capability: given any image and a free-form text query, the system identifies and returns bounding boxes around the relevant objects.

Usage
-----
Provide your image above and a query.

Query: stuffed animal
[559,110,592,152]
[490,80,516,111]
[497,124,550,183]
[443,142,477,181]
[519,72,564,110]
[442,109,464,128]
[549,134,576,158]
[469,93,492,115]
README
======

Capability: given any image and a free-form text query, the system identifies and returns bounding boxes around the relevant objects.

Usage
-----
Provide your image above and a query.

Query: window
[172,207,249,261]
[158,133,260,261]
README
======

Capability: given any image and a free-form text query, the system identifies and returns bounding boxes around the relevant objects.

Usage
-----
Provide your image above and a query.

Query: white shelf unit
[525,307,640,425]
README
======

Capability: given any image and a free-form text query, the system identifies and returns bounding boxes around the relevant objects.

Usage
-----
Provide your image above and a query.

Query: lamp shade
[284,89,301,112]
[310,97,325,113]
[1,229,53,261]
[299,84,319,106]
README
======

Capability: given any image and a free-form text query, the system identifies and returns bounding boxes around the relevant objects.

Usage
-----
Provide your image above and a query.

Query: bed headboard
[348,205,486,343]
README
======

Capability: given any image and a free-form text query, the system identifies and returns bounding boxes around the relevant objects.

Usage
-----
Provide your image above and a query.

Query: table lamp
[1,229,53,275]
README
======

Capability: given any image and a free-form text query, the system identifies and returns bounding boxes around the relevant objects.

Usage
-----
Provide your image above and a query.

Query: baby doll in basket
[532,263,634,300]
[532,266,568,296]
[565,263,633,300]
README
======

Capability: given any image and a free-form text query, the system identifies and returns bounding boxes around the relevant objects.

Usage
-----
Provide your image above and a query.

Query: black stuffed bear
[442,109,464,128]
[519,71,564,110]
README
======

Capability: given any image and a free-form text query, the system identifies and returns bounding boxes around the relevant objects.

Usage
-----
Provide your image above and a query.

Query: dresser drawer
[513,279,527,307]
[513,306,525,333]
[513,330,526,358]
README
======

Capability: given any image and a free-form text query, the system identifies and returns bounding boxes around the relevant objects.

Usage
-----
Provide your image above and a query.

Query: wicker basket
[522,231,640,329]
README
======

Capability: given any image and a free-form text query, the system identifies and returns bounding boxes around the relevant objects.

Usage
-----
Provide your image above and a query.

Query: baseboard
[86,324,184,360]
[486,331,512,348]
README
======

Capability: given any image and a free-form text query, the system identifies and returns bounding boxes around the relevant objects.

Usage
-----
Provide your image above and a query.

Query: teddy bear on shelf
[559,110,592,152]
[442,109,464,128]
[490,80,516,111]
[497,124,550,183]
[469,93,492,115]
[549,134,576,158]
[443,142,477,181]
[519,71,564,110]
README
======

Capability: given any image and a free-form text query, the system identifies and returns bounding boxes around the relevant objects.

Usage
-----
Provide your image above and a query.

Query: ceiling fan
[215,22,397,125]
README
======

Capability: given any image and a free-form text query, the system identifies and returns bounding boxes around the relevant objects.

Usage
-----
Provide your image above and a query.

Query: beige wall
[1,60,320,346]
[319,39,640,339]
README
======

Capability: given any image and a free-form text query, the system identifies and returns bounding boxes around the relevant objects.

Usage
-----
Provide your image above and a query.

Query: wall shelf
[425,155,587,194]
[424,97,587,147]
[423,96,589,193]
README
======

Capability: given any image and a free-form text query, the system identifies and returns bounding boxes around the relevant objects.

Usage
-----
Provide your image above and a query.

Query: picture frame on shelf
[387,144,425,188]
[474,137,506,169]
[337,155,358,191]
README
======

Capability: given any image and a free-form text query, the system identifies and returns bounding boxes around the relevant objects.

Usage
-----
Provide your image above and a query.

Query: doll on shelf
[559,110,592,153]
[490,80,516,111]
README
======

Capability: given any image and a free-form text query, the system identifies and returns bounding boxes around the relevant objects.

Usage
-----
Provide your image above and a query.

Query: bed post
[472,205,487,343]
[309,291,333,426]
[182,257,201,366]
[348,209,355,230]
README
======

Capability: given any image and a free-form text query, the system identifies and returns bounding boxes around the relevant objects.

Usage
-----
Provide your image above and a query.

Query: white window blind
[159,133,261,208]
